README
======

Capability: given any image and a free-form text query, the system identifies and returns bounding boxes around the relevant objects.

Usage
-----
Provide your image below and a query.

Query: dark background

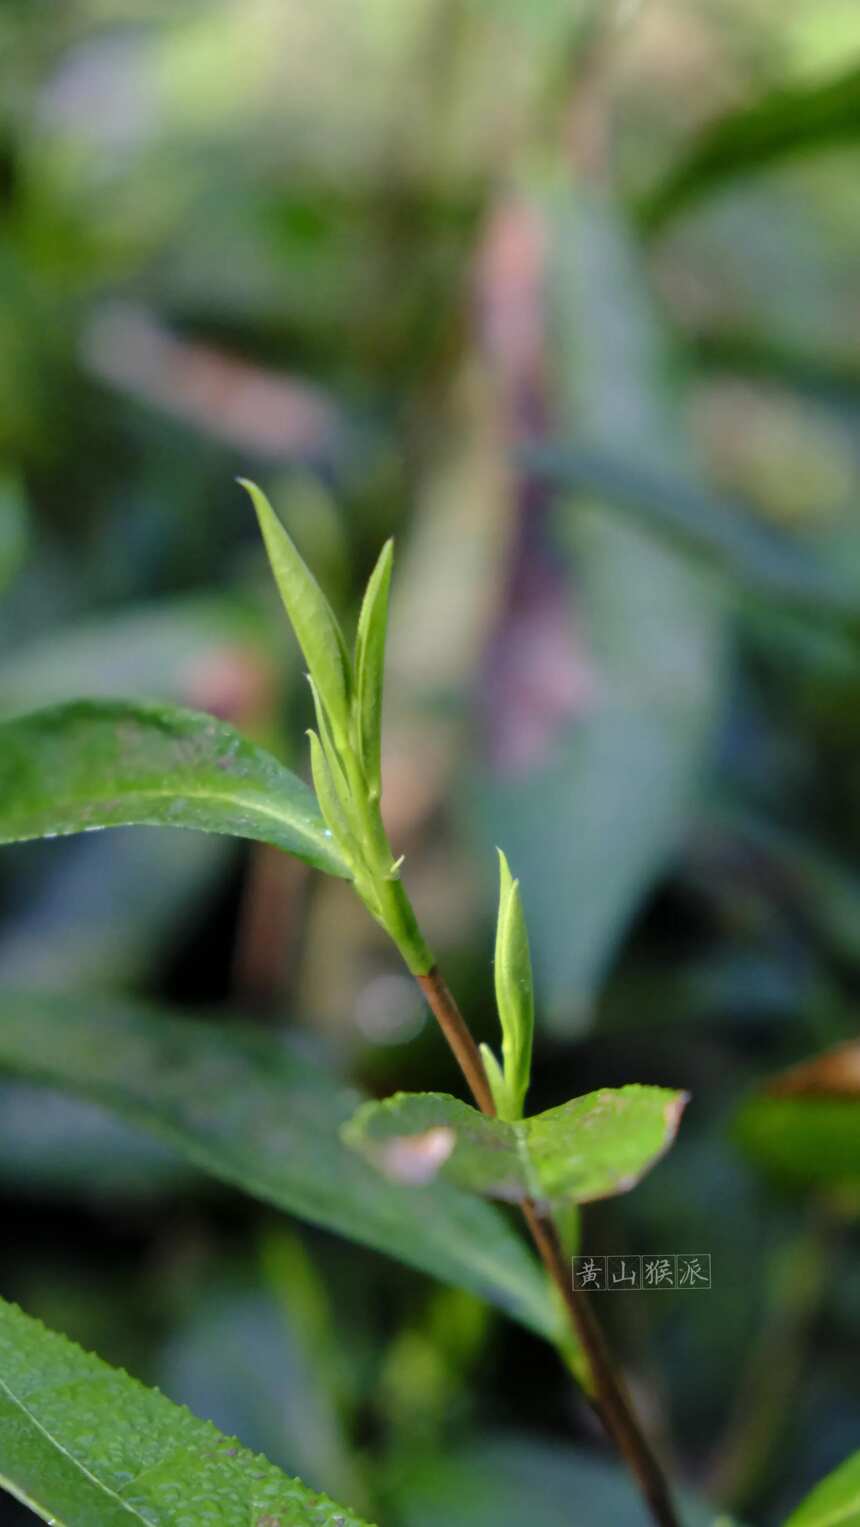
[1,3,860,1523]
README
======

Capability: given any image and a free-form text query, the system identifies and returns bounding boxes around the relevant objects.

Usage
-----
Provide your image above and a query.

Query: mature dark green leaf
[0,699,348,878]
[0,992,559,1344]
[640,62,860,231]
[783,1449,860,1526]
[0,1295,371,1526]
[345,1086,686,1210]
[0,1082,192,1201]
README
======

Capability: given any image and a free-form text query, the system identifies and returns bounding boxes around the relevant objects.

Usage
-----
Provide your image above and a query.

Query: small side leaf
[345,1085,687,1210]
[353,538,393,796]
[0,699,348,879]
[0,1296,372,1526]
[479,1042,512,1122]
[240,479,352,743]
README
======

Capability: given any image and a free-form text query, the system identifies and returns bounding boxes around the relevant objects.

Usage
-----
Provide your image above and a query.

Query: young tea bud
[239,480,352,745]
[353,538,393,799]
[493,849,535,1122]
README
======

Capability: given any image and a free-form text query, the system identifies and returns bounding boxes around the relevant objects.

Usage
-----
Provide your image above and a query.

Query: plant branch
[415,967,495,1115]
[415,962,680,1527]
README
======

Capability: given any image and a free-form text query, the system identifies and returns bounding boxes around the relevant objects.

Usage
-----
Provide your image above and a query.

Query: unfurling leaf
[0,1295,372,1526]
[345,1085,687,1210]
[493,849,534,1121]
[308,729,361,872]
[354,538,393,797]
[239,478,352,743]
[479,1041,513,1122]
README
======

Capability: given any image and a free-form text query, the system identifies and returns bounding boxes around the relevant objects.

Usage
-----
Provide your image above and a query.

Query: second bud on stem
[480,850,535,1123]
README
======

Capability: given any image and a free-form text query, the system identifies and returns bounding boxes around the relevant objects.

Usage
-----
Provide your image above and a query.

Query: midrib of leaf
[7,782,336,860]
[0,1371,145,1524]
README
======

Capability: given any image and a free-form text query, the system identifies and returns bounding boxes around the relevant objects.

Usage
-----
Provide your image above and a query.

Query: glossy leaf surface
[0,699,348,878]
[0,1296,371,1526]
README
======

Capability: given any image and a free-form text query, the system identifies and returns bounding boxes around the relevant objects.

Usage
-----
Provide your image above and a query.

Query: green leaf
[386,1430,743,1527]
[735,1094,860,1204]
[478,1042,511,1124]
[0,474,28,596]
[783,1450,860,1526]
[306,676,362,855]
[493,849,534,1121]
[0,698,348,879]
[353,538,393,796]
[0,1295,371,1526]
[0,991,560,1346]
[240,479,352,743]
[479,189,726,1024]
[640,61,860,232]
[345,1085,687,1210]
[527,443,859,630]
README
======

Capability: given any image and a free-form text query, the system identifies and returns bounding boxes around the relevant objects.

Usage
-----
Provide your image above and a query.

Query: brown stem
[416,964,680,1527]
[416,967,495,1115]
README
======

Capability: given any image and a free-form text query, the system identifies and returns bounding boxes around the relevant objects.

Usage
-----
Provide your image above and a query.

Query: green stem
[342,747,433,974]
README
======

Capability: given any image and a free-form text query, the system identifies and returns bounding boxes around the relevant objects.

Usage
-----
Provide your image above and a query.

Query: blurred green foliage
[1,1,860,1524]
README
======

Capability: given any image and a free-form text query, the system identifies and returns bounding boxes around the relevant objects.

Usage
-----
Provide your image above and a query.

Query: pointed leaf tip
[493,847,534,1121]
[239,478,352,742]
[354,537,394,794]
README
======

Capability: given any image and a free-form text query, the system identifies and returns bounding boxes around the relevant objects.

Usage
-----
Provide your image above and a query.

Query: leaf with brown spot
[344,1086,687,1210]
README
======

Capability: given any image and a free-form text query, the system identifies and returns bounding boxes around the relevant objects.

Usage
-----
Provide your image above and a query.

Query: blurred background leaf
[1,2,860,1524]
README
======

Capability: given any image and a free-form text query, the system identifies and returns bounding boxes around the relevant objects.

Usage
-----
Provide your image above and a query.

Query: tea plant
[0,485,854,1527]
